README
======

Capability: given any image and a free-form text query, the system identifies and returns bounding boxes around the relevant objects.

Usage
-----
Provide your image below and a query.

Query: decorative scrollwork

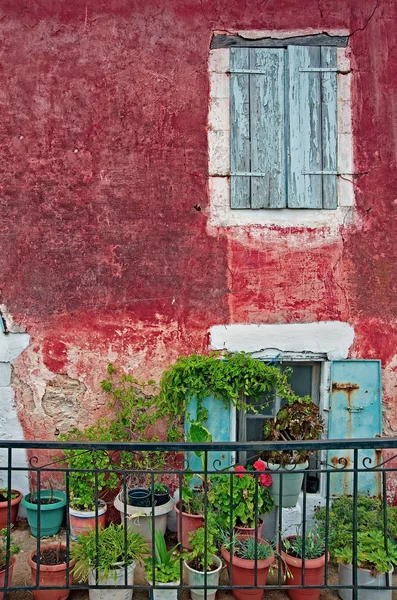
[212,459,223,472]
[29,456,39,468]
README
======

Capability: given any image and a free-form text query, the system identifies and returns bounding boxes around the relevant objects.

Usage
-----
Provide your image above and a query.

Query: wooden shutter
[288,45,338,209]
[230,48,286,209]
[230,46,338,210]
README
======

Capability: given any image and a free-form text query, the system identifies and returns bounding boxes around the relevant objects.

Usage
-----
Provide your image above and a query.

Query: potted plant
[0,528,20,600]
[21,482,67,538]
[334,529,397,600]
[145,529,181,600]
[174,422,212,549]
[315,493,397,600]
[262,397,324,507]
[28,541,75,600]
[71,522,148,600]
[184,524,222,600]
[61,424,119,539]
[0,488,23,529]
[220,533,275,600]
[281,527,328,600]
[209,459,274,536]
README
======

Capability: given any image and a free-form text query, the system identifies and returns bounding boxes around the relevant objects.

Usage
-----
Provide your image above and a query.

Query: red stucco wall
[1,1,397,447]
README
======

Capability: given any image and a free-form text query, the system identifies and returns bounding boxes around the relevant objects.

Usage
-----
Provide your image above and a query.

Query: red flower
[259,473,272,487]
[253,459,266,472]
[235,465,246,478]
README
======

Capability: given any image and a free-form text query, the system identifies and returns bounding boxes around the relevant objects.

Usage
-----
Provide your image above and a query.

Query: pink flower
[259,473,273,487]
[253,459,266,472]
[235,465,246,478]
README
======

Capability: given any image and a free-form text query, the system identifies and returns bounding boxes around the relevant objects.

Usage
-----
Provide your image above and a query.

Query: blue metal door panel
[185,394,233,476]
[328,360,382,497]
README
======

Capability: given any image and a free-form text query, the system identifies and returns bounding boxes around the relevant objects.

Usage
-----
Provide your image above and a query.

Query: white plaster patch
[210,322,354,360]
[0,363,11,387]
[0,333,30,362]
[207,37,355,231]
[0,387,29,495]
[236,29,350,39]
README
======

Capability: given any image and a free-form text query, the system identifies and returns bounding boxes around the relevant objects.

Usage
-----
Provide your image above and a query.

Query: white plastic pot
[265,461,309,507]
[148,579,180,600]
[338,562,393,600]
[184,554,222,600]
[88,561,135,600]
[114,492,174,544]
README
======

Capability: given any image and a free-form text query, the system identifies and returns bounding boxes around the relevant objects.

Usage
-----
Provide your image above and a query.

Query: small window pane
[283,364,312,398]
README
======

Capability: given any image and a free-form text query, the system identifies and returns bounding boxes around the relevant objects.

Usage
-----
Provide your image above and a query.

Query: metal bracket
[346,406,364,413]
[299,68,339,72]
[302,171,340,175]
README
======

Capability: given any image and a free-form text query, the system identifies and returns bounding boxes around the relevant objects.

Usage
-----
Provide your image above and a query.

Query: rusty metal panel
[328,360,382,497]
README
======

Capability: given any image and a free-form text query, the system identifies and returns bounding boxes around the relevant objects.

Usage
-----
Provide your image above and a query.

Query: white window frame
[207,31,354,229]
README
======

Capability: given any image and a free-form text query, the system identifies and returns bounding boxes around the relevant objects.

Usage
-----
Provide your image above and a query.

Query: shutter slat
[250,49,286,208]
[288,46,322,208]
[321,47,338,209]
[230,48,251,208]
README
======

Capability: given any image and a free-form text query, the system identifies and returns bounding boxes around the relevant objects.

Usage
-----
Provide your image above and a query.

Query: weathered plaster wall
[0,0,396,466]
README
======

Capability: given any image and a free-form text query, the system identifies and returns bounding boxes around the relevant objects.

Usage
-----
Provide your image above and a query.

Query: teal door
[185,394,234,477]
[328,360,382,497]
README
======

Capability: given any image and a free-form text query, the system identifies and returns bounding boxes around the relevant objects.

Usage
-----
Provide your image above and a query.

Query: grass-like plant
[145,529,181,584]
[282,527,325,560]
[71,523,148,582]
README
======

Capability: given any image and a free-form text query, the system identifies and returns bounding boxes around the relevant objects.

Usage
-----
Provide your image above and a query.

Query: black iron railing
[0,438,396,599]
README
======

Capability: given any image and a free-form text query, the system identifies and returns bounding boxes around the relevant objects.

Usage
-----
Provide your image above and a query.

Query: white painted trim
[207,38,355,230]
[0,330,30,495]
[210,321,354,360]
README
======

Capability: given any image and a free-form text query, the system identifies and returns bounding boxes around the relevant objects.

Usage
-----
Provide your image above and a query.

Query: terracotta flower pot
[281,537,328,600]
[28,543,75,600]
[174,501,204,550]
[69,500,107,540]
[0,490,23,529]
[221,535,274,600]
[234,520,263,538]
[0,555,16,600]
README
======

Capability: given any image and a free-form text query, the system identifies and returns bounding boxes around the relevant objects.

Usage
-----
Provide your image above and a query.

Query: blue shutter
[328,360,382,497]
[288,45,338,209]
[230,48,286,209]
[185,394,234,474]
[230,46,338,210]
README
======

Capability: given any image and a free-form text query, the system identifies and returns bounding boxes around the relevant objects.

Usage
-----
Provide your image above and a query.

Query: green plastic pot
[21,491,66,538]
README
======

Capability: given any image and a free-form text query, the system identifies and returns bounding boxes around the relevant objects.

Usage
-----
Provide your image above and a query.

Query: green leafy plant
[315,494,397,559]
[60,424,119,510]
[0,489,19,502]
[209,460,274,528]
[71,523,148,581]
[262,397,324,465]
[145,529,181,583]
[0,528,20,570]
[333,530,397,576]
[187,521,218,571]
[181,422,212,515]
[282,527,326,560]
[159,352,300,424]
[100,364,181,487]
[153,483,168,494]
[220,531,273,560]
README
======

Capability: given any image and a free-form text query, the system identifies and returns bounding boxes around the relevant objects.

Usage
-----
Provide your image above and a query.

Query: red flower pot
[0,490,23,529]
[221,535,274,600]
[234,520,263,538]
[28,544,75,600]
[281,537,328,600]
[0,555,16,600]
[174,501,204,550]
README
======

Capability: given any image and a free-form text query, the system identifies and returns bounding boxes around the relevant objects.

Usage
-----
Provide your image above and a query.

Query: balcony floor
[5,520,376,600]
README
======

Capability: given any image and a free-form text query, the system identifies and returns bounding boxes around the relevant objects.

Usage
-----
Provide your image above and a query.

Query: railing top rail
[1,438,397,451]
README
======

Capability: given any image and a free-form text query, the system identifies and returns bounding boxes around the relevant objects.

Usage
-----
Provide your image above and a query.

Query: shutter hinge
[299,68,339,72]
[302,171,340,175]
